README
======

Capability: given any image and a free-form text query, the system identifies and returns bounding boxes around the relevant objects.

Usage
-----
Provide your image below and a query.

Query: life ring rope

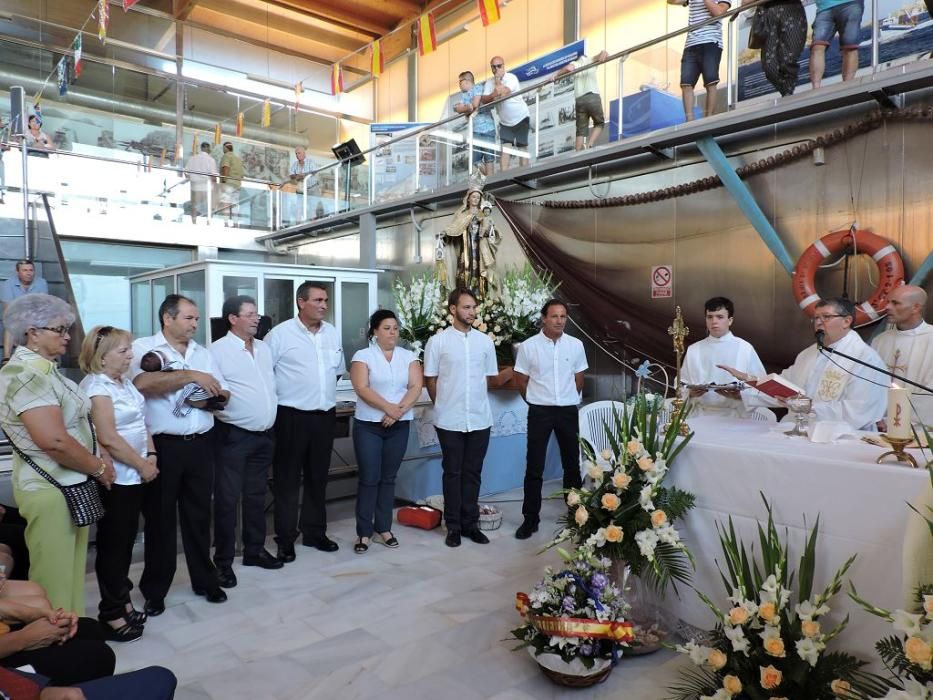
[792,229,905,327]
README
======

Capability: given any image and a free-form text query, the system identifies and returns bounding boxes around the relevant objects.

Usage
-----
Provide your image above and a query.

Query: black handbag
[8,418,105,527]
[748,8,768,50]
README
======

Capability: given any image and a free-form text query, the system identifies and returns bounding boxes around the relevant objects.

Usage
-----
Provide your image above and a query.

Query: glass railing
[0,141,276,233]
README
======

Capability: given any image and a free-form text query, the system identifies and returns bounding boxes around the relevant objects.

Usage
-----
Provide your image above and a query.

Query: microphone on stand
[814,330,826,348]
[813,329,933,395]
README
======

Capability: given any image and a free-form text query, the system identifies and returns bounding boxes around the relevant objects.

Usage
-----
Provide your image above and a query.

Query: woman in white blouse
[349,310,423,554]
[79,326,158,642]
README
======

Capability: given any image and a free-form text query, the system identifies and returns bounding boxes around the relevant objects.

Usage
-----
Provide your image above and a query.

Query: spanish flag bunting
[72,35,83,77]
[123,0,141,10]
[477,0,501,26]
[235,112,244,137]
[371,39,385,77]
[191,131,198,156]
[214,123,222,144]
[261,99,271,127]
[416,13,437,56]
[331,63,344,95]
[98,0,109,41]
[294,81,303,109]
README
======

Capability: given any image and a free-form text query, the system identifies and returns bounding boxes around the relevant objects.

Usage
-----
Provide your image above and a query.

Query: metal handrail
[299,0,772,184]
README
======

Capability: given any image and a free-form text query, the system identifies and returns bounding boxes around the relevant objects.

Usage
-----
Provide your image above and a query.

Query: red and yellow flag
[371,39,385,77]
[477,0,501,26]
[191,132,198,156]
[331,63,344,95]
[123,0,141,11]
[294,81,303,109]
[261,99,271,127]
[213,123,222,144]
[235,112,244,137]
[416,13,437,56]
[97,0,109,41]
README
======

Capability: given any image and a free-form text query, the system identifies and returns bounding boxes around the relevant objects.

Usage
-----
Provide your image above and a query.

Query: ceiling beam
[261,0,389,37]
[173,0,198,20]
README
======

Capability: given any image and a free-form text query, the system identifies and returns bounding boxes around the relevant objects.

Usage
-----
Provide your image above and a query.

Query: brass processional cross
[665,306,691,436]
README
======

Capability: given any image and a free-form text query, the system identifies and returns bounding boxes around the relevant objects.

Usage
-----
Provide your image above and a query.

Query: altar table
[666,416,929,662]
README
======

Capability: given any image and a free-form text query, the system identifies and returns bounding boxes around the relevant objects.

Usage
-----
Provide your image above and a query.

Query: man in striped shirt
[670,0,731,121]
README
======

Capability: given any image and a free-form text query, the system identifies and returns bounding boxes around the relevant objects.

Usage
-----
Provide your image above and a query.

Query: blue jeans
[353,419,410,537]
[812,1,863,49]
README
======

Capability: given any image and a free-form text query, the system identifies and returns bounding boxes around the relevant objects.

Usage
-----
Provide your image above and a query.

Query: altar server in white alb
[721,297,886,430]
[680,297,766,418]
[513,299,587,540]
[423,287,512,549]
[871,285,933,427]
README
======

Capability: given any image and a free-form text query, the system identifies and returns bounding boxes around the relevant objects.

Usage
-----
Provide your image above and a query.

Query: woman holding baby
[78,324,157,642]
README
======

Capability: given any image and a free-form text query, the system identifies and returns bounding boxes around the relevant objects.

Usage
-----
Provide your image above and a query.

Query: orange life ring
[792,229,905,327]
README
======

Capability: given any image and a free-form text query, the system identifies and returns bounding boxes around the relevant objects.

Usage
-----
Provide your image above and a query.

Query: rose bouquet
[670,495,890,700]
[849,467,932,699]
[511,546,632,678]
[550,392,696,593]
[393,273,446,358]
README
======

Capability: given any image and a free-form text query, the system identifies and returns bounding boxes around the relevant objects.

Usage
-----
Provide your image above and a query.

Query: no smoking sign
[651,265,673,299]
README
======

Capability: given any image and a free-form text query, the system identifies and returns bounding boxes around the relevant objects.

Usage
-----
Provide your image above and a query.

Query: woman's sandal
[376,532,399,548]
[103,618,144,643]
[125,607,147,626]
[354,537,369,554]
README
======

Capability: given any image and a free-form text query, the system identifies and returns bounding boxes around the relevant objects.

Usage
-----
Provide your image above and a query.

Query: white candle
[886,384,912,440]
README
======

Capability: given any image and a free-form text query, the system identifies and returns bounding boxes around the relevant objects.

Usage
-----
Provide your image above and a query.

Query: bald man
[872,285,933,426]
[480,56,530,170]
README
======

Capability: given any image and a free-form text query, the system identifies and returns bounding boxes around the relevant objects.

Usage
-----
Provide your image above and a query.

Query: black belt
[155,430,213,441]
[222,422,274,436]
[279,405,334,415]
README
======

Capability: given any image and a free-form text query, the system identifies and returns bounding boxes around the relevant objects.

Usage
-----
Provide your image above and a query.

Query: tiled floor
[91,482,689,699]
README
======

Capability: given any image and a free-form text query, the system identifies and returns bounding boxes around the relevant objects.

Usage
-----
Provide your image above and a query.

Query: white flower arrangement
[393,274,447,358]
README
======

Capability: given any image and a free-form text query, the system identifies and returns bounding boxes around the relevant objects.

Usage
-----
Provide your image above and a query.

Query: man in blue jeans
[671,0,732,121]
[809,0,863,88]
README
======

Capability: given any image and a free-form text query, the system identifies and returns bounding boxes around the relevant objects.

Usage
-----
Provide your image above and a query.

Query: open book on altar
[751,374,804,399]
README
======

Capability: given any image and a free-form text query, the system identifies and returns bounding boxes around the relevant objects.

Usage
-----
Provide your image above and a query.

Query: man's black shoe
[243,549,284,569]
[515,520,539,540]
[464,528,490,544]
[302,536,339,552]
[276,542,296,563]
[445,531,461,547]
[193,587,228,604]
[216,566,238,588]
[143,599,165,617]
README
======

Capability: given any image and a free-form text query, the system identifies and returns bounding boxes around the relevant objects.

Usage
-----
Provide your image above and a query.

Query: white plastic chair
[578,400,627,481]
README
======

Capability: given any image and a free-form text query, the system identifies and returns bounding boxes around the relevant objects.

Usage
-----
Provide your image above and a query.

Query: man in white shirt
[722,297,887,430]
[513,300,588,540]
[132,294,231,614]
[284,145,320,226]
[680,297,766,418]
[423,288,513,547]
[185,142,218,224]
[481,56,530,170]
[871,285,933,427]
[265,281,345,561]
[210,295,281,589]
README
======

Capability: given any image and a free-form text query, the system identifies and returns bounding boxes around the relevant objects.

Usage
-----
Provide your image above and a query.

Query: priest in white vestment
[721,298,887,430]
[870,285,933,428]
[680,297,766,417]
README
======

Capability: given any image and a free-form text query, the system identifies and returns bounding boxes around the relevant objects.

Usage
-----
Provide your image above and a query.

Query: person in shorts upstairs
[809,0,863,88]
[670,0,732,121]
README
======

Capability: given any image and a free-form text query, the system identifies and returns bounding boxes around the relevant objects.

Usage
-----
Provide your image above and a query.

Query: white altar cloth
[666,416,928,662]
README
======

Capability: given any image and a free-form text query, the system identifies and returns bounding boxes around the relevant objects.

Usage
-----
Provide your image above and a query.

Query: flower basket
[529,649,612,687]
[477,504,502,531]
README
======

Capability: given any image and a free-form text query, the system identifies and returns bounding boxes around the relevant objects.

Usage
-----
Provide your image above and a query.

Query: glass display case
[129,260,379,382]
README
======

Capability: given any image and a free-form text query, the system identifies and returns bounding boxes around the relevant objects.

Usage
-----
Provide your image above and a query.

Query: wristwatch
[91,460,106,479]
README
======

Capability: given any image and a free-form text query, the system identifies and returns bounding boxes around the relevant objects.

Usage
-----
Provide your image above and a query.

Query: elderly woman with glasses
[78,325,157,642]
[0,294,115,615]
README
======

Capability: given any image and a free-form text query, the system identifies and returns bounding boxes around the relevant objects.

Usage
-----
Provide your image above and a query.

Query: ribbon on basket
[515,593,634,642]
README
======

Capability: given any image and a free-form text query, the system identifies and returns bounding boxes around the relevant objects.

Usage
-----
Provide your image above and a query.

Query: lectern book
[753,374,804,399]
